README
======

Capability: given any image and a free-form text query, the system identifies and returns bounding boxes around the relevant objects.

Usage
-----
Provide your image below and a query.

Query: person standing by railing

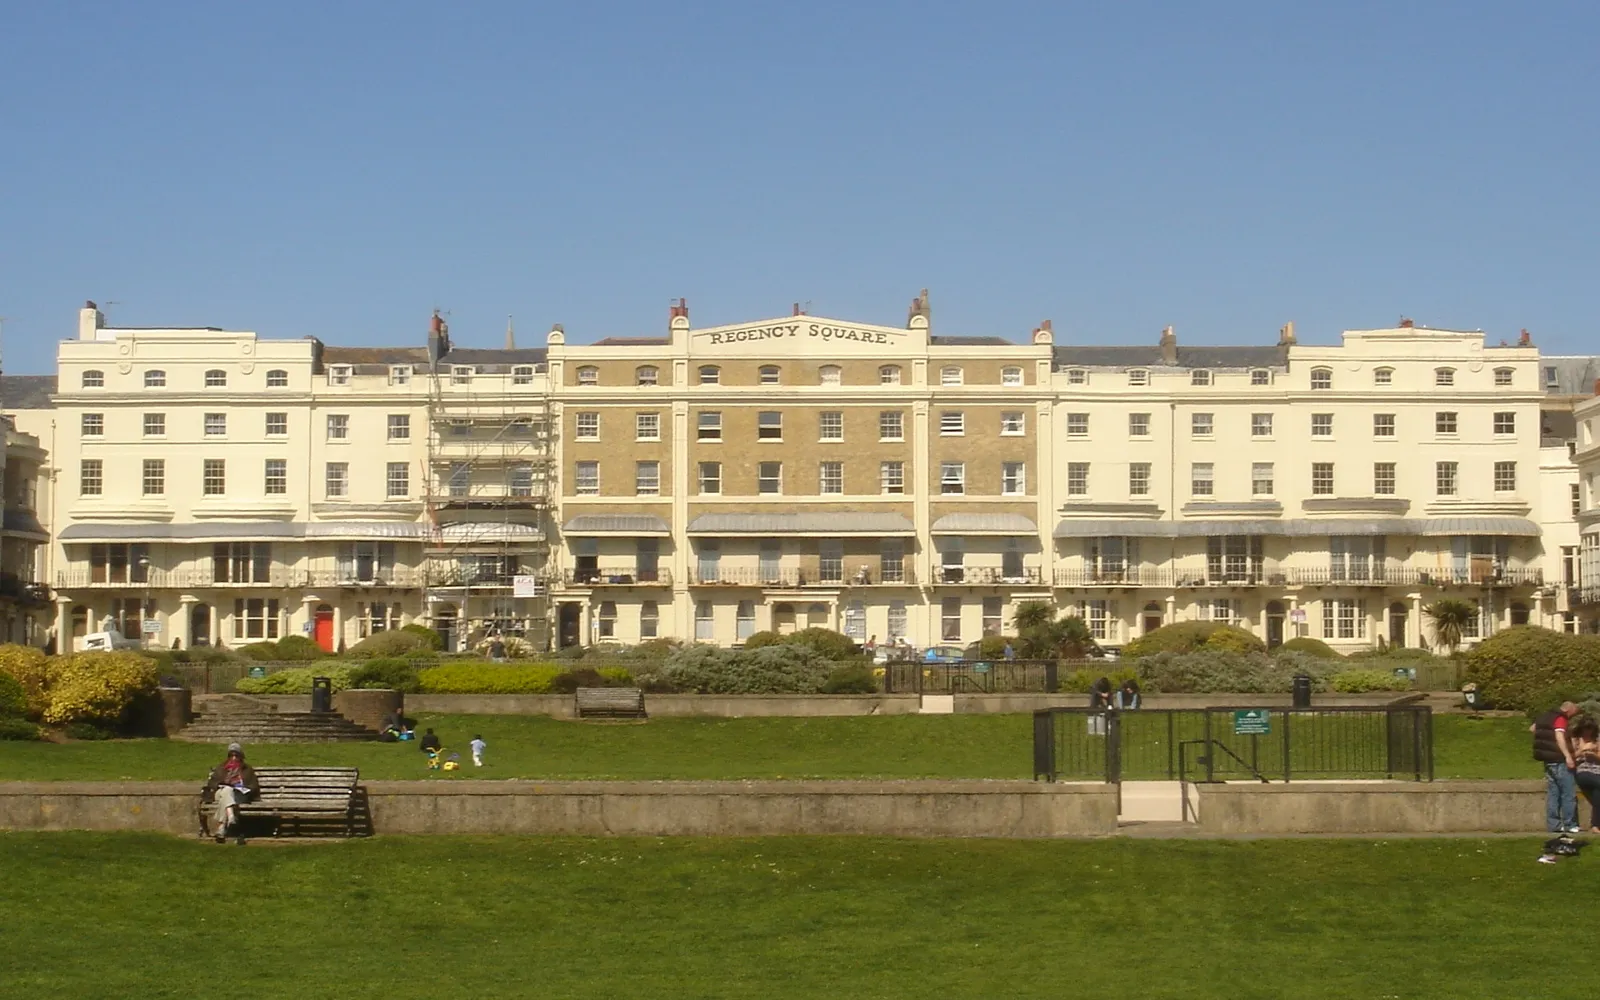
[1532,701,1580,834]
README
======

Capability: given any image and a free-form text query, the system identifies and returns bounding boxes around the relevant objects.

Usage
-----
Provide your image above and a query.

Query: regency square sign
[697,320,906,347]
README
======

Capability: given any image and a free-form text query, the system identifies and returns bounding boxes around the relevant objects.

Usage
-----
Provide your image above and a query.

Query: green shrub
[63,721,117,740]
[1121,622,1265,661]
[968,636,1013,660]
[598,667,634,685]
[550,668,606,694]
[822,664,879,694]
[1135,651,1339,694]
[624,638,678,660]
[415,663,563,694]
[781,628,858,660]
[399,622,445,651]
[273,635,329,662]
[42,652,161,725]
[350,658,422,693]
[0,644,50,719]
[238,642,283,661]
[1058,665,1140,694]
[347,630,437,660]
[1329,669,1413,694]
[1277,637,1342,659]
[661,644,831,694]
[235,665,358,695]
[0,717,40,740]
[0,671,26,719]
[741,631,782,650]
[1463,627,1600,711]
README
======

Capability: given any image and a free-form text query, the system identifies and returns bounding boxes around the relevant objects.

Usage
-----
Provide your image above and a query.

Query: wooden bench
[575,686,647,720]
[198,766,361,838]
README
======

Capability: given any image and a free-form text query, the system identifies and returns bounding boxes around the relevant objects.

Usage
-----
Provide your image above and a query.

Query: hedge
[0,646,159,727]
[415,664,565,695]
[237,665,359,695]
[659,644,833,694]
[1134,651,1341,694]
[1121,622,1265,660]
[1463,626,1600,711]
[1329,669,1413,693]
[1276,637,1341,659]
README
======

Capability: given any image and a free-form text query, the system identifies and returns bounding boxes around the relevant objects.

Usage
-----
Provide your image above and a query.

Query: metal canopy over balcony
[1052,517,1540,538]
[59,521,427,542]
[930,513,1038,535]
[562,514,672,535]
[686,512,916,536]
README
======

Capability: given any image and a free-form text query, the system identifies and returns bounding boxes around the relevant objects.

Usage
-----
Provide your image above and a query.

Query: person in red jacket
[202,743,258,843]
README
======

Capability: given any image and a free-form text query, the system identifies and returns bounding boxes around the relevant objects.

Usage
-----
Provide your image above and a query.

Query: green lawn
[0,712,1541,782]
[0,832,1582,999]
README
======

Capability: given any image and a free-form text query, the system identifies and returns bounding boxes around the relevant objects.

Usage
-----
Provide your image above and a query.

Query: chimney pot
[1398,317,1414,328]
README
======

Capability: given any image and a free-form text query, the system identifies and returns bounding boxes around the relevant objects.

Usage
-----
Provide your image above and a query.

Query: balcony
[56,568,305,589]
[934,566,1044,586]
[1281,565,1422,587]
[689,566,917,587]
[1054,567,1168,588]
[1416,565,1543,588]
[1170,561,1283,588]
[305,568,426,589]
[0,574,50,606]
[562,567,674,587]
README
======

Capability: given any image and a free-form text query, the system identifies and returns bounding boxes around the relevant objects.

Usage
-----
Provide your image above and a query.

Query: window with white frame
[1374,462,1396,495]
[1251,413,1273,437]
[81,413,103,437]
[1065,462,1086,496]
[387,366,409,386]
[1436,411,1458,435]
[940,366,963,386]
[82,369,104,388]
[940,411,965,436]
[203,459,226,496]
[879,411,904,440]
[325,462,348,499]
[574,461,599,495]
[234,598,281,641]
[263,412,288,436]
[142,459,165,496]
[941,597,962,641]
[1079,599,1118,640]
[1001,411,1025,435]
[1374,413,1395,437]
[264,459,287,495]
[636,366,658,387]
[819,411,843,441]
[144,370,166,388]
[508,464,534,497]
[1251,369,1271,386]
[879,365,901,385]
[204,413,227,436]
[1191,412,1214,436]
[880,461,905,495]
[635,461,660,496]
[982,596,1004,635]
[1199,598,1238,625]
[940,461,965,495]
[1128,369,1149,386]
[1129,413,1150,437]
[759,365,781,385]
[1493,411,1515,435]
[1322,598,1368,640]
[596,601,617,639]
[695,601,714,641]
[635,412,660,441]
[1311,462,1334,495]
[1191,463,1214,496]
[576,366,598,386]
[205,369,227,387]
[887,600,908,640]
[1191,370,1212,386]
[1311,413,1333,436]
[736,600,758,640]
[1310,367,1332,390]
[697,411,721,441]
[640,600,659,639]
[80,459,103,496]
[385,462,409,498]
[758,411,783,440]
[758,462,782,494]
[1373,367,1393,385]
[1252,462,1274,496]
[819,365,842,386]
[698,462,721,495]
[385,414,408,440]
[1066,412,1088,436]
[1494,367,1514,387]
[1065,368,1086,385]
[1494,461,1517,492]
[1435,367,1455,386]
[452,366,474,386]
[512,366,534,385]
[695,365,720,384]
[327,414,349,440]
[819,461,844,494]
[1004,462,1028,495]
[1435,461,1457,496]
[447,463,470,497]
[844,600,867,640]
[327,365,351,386]
[1129,463,1151,496]
[1002,367,1023,386]
[575,412,599,440]
[144,413,165,436]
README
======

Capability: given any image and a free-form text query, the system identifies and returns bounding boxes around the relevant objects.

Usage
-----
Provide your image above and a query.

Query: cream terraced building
[1,296,1580,654]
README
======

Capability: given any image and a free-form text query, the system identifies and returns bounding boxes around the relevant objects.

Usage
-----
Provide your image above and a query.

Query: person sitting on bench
[202,743,258,843]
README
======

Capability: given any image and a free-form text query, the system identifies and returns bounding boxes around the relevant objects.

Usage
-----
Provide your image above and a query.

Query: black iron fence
[1033,706,1432,784]
[884,659,1064,694]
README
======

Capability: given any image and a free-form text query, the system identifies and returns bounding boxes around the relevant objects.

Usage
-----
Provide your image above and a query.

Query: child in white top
[469,735,486,767]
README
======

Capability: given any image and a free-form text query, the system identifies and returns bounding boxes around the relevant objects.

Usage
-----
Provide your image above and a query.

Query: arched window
[878,365,901,385]
[1191,370,1212,386]
[1003,366,1025,386]
[1493,367,1514,387]
[939,366,963,386]
[81,369,104,388]
[266,369,289,388]
[204,369,227,387]
[635,366,658,387]
[818,365,841,386]
[1128,369,1149,387]
[1310,367,1332,390]
[575,366,599,386]
[698,365,720,385]
[759,365,781,385]
[1435,367,1455,387]
[1373,367,1394,385]
[144,370,166,388]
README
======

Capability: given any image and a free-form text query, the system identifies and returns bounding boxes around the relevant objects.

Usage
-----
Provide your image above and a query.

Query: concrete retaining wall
[0,780,1117,838]
[1195,781,1548,834]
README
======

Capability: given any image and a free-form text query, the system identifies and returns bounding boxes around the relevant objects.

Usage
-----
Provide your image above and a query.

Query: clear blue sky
[2,1,1596,373]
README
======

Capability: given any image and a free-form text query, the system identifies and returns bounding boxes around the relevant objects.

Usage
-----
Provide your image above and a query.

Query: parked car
[920,645,967,663]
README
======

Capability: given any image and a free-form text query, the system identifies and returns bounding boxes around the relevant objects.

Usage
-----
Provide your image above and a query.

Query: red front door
[314,608,335,652]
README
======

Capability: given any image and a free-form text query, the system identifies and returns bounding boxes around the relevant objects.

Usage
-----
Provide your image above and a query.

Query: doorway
[1388,602,1408,647]
[190,603,211,647]
[1142,602,1163,635]
[1266,601,1285,649]
[558,603,581,648]
[773,603,796,634]
[313,604,335,652]
[433,605,458,653]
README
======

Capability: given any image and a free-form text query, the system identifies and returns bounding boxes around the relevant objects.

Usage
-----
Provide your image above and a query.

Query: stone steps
[174,711,381,744]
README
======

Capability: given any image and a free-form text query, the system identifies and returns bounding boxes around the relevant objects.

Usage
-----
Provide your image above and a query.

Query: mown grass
[0,712,1539,782]
[0,832,1584,999]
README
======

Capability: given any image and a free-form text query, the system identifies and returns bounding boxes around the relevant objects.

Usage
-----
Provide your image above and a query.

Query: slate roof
[0,375,56,410]
[591,337,672,347]
[1541,356,1600,396]
[1052,345,1289,369]
[930,335,1016,347]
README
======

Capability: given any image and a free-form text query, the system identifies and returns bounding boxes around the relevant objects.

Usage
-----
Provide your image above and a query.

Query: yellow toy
[426,747,443,771]
[443,752,462,771]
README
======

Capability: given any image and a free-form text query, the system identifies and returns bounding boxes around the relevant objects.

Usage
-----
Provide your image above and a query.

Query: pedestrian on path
[1532,700,1580,834]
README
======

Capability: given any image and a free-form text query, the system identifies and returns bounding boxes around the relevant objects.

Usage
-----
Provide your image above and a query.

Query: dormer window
[1373,367,1394,385]
[512,366,534,385]
[635,366,659,387]
[818,365,842,386]
[1063,368,1086,386]
[204,369,227,387]
[82,369,104,388]
[388,366,411,386]
[267,369,289,388]
[1250,369,1271,385]
[698,365,720,385]
[1435,367,1455,387]
[576,366,599,386]
[1003,366,1025,386]
[1494,367,1514,387]
[1310,367,1332,390]
[1127,369,1149,387]
[451,366,474,385]
[328,365,352,386]
[879,365,901,385]
[1191,370,1212,386]
[940,366,964,386]
[144,370,166,388]
[1545,366,1560,389]
[759,365,781,385]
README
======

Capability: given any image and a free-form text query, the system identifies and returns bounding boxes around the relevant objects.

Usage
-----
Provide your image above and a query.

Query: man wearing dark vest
[1532,701,1580,834]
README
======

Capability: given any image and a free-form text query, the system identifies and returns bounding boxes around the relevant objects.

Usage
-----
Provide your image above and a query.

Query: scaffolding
[420,313,555,651]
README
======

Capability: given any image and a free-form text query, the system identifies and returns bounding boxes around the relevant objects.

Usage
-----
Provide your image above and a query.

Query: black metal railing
[1032,705,1432,784]
[884,659,1063,694]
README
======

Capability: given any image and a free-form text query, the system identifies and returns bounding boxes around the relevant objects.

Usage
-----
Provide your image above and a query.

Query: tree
[1051,615,1099,660]
[1010,601,1100,660]
[1010,601,1056,635]
[1423,599,1476,655]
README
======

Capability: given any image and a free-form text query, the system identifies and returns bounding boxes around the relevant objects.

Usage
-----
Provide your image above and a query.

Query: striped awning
[930,513,1038,535]
[562,514,671,535]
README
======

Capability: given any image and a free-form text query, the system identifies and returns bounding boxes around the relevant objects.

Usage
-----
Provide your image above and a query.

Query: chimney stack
[1519,328,1532,347]
[1159,325,1178,366]
[669,298,689,324]
[78,300,104,341]
[428,309,451,363]
[1398,317,1414,328]
[907,288,931,327]
[1278,321,1296,346]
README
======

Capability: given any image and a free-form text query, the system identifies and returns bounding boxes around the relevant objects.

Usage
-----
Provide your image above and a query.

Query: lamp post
[137,555,152,648]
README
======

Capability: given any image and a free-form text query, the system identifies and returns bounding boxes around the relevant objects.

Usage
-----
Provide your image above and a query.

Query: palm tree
[1009,601,1101,660]
[1423,598,1476,654]
[1051,614,1099,661]
[1011,601,1057,635]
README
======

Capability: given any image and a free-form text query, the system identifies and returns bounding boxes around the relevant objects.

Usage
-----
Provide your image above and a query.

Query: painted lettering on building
[702,323,898,346]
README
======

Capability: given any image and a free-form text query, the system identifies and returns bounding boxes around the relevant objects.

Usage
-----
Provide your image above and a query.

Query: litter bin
[311,676,333,713]
[1292,673,1312,709]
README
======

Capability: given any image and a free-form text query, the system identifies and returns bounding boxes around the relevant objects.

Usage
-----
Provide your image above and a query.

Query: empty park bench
[575,686,647,720]
[198,766,361,838]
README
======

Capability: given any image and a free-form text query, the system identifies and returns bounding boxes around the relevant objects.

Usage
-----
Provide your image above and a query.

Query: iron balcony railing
[1415,565,1543,587]
[562,567,674,587]
[1169,561,1283,587]
[934,566,1044,586]
[1280,565,1422,587]
[1054,567,1168,588]
[689,566,917,587]
[56,567,305,589]
[305,568,427,588]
